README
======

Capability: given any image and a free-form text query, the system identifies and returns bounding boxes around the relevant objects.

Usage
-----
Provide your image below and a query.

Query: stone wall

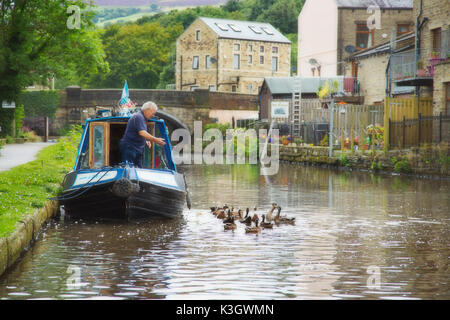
[55,87,259,134]
[278,144,449,177]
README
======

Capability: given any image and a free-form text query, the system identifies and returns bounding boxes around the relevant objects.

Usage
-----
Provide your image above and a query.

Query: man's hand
[146,140,152,149]
[153,137,166,146]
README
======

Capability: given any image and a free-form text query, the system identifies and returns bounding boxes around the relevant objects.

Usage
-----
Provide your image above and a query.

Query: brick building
[298,0,414,77]
[175,17,291,94]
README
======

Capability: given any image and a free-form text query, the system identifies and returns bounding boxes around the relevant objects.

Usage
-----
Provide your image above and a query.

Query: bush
[392,157,412,173]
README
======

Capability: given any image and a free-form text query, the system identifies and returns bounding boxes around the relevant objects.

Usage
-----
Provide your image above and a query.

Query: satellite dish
[308,58,319,66]
[345,45,356,54]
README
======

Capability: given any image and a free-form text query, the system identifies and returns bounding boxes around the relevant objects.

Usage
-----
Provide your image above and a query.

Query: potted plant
[416,60,428,77]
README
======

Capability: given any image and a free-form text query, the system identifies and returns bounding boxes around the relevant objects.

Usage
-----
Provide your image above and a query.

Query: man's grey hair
[141,101,158,112]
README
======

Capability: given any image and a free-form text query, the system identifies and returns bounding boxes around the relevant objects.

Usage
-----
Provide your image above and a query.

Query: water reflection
[0,164,448,299]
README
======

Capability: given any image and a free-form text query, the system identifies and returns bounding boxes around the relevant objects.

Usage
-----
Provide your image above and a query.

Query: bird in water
[217,208,229,219]
[265,203,278,222]
[224,216,237,230]
[240,208,252,225]
[260,214,273,228]
[223,210,234,224]
[245,218,261,234]
[274,206,295,225]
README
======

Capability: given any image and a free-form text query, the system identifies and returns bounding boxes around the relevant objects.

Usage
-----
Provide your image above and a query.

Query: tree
[256,0,299,34]
[222,0,243,12]
[88,22,183,89]
[0,0,108,103]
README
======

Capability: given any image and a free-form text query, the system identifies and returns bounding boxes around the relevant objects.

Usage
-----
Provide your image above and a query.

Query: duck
[223,210,234,224]
[240,208,252,225]
[274,206,295,224]
[265,203,278,222]
[224,216,237,230]
[245,218,261,234]
[232,208,243,219]
[216,208,229,219]
[260,214,273,228]
[212,204,227,216]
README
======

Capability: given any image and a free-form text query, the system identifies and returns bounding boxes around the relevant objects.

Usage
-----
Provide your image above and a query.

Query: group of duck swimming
[210,203,295,233]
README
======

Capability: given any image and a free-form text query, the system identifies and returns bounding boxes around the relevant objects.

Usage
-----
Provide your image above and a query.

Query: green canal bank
[0,127,81,278]
[278,144,450,178]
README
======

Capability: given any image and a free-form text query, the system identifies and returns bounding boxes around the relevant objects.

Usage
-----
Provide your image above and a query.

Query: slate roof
[199,17,291,44]
[334,0,413,9]
[262,76,345,95]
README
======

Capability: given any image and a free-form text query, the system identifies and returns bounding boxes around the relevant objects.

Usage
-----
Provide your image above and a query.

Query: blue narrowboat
[59,112,189,220]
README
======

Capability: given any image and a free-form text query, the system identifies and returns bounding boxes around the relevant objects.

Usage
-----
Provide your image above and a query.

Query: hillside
[93,0,227,7]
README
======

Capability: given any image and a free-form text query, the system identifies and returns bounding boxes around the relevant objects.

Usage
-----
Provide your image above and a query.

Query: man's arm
[138,130,166,146]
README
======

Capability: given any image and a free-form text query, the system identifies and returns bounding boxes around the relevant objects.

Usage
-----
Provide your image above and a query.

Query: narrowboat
[58,110,190,221]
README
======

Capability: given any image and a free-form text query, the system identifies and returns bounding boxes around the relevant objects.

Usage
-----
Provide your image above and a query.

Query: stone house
[298,0,414,77]
[175,17,291,94]
[390,0,449,142]
[345,32,416,105]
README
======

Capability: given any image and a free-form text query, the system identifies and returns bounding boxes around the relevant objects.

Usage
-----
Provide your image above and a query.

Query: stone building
[390,0,449,142]
[175,17,291,94]
[298,0,414,77]
[345,32,416,104]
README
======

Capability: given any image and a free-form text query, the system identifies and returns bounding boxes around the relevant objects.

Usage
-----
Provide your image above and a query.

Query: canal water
[0,164,449,300]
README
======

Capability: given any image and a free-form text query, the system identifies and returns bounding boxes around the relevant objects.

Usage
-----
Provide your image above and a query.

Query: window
[205,55,211,69]
[228,24,241,32]
[195,30,201,41]
[248,55,252,64]
[215,23,229,31]
[209,85,216,91]
[249,25,262,34]
[260,56,264,64]
[272,46,278,54]
[397,24,410,36]
[356,23,374,50]
[248,84,253,94]
[432,28,442,53]
[234,54,240,69]
[260,45,264,53]
[190,85,199,91]
[261,27,274,35]
[248,44,253,52]
[192,56,199,69]
[234,43,240,51]
[232,85,237,92]
[272,57,278,72]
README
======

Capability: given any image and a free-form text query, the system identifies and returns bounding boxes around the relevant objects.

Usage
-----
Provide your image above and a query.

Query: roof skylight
[215,23,229,31]
[248,25,262,34]
[228,24,241,32]
[261,27,274,35]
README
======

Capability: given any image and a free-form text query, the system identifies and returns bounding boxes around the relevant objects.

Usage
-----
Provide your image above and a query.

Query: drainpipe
[416,0,429,96]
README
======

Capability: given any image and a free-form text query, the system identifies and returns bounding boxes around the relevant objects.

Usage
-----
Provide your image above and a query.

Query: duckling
[260,214,273,229]
[224,216,237,230]
[240,208,252,225]
[245,219,261,234]
[265,203,278,222]
[274,206,295,224]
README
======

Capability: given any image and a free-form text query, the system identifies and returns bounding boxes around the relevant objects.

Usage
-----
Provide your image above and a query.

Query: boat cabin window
[83,120,169,170]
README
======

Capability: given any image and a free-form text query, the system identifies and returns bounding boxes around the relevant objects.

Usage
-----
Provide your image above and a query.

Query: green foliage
[0,0,108,102]
[14,104,25,137]
[204,123,232,136]
[88,22,183,89]
[0,126,81,238]
[19,91,61,119]
[339,154,350,167]
[392,157,412,173]
[0,108,15,138]
[320,134,329,147]
[370,160,382,171]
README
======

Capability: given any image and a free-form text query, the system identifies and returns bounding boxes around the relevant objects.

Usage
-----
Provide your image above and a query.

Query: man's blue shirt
[121,111,147,152]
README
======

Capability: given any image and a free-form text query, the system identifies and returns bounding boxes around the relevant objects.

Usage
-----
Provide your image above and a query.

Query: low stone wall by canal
[0,201,59,277]
[279,144,450,178]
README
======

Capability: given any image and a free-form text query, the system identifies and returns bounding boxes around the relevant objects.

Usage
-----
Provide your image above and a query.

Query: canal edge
[0,200,59,278]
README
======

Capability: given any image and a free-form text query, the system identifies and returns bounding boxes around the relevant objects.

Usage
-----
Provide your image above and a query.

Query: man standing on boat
[120,101,166,168]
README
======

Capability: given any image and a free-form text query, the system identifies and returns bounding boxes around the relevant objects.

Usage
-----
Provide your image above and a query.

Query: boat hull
[60,168,187,221]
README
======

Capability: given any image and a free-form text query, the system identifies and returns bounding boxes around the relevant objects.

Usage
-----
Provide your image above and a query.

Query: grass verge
[0,126,82,238]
